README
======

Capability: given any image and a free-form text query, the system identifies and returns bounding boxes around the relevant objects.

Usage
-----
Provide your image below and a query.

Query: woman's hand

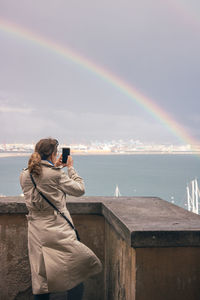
[66,155,73,168]
[55,154,73,168]
[54,154,63,167]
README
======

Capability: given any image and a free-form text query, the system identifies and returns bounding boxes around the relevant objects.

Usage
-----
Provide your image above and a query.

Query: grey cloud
[0,106,33,113]
[0,0,199,144]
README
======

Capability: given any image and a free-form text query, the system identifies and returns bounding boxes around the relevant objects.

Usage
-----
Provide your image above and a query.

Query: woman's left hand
[55,154,66,167]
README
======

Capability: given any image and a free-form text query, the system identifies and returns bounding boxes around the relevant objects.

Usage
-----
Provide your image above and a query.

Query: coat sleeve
[59,167,85,197]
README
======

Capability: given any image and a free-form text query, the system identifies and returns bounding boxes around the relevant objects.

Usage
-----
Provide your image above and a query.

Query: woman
[20,138,102,300]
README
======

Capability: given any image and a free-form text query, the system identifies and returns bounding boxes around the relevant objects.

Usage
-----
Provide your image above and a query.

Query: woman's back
[20,138,102,299]
[20,160,85,212]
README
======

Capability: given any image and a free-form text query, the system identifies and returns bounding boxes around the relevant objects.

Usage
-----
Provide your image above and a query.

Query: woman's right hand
[55,154,73,168]
[66,155,73,168]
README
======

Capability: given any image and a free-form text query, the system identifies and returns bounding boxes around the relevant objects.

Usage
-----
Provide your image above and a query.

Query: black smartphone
[62,147,70,163]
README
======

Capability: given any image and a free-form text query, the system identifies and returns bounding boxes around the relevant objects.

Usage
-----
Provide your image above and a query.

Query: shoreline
[0,151,200,158]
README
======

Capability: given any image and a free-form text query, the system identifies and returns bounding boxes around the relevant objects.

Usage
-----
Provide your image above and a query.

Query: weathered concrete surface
[101,197,200,247]
[104,220,136,300]
[73,215,105,300]
[0,213,105,300]
[1,196,200,247]
[135,247,200,300]
[0,214,32,300]
[1,196,200,300]
[0,197,28,214]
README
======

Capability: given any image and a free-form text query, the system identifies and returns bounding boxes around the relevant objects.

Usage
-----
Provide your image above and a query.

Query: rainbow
[0,17,199,147]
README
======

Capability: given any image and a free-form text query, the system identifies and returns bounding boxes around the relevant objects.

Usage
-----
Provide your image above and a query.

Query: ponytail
[28,138,58,176]
[28,152,42,176]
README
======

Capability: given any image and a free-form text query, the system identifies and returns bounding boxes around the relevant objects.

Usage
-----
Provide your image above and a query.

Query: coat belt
[26,209,66,220]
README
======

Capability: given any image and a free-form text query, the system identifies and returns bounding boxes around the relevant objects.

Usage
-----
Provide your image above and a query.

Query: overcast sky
[0,0,200,145]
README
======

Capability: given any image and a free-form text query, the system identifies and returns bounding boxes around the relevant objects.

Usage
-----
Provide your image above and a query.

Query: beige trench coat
[20,161,102,294]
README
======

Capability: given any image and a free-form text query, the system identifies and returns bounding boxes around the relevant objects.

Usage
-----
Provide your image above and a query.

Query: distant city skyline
[1,140,199,155]
[0,0,200,144]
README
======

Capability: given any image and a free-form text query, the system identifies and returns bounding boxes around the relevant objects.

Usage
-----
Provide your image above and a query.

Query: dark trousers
[33,282,84,300]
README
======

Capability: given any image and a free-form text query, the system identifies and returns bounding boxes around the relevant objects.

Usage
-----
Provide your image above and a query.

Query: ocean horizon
[0,154,200,212]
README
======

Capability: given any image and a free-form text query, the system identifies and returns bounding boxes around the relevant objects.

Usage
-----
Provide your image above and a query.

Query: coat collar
[40,160,62,169]
[41,160,55,168]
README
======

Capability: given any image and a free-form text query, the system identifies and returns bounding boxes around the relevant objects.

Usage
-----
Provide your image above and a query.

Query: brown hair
[28,138,59,176]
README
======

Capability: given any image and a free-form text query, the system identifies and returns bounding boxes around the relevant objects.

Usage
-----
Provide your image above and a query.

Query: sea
[0,154,200,211]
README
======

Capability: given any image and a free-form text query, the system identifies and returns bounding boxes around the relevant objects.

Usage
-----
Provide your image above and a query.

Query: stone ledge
[1,196,200,247]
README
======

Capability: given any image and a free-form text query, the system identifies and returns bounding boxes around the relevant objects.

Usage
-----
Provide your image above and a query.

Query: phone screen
[62,148,70,163]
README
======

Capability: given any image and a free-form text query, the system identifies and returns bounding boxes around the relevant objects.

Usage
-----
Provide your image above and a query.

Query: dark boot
[33,293,50,300]
[67,283,84,300]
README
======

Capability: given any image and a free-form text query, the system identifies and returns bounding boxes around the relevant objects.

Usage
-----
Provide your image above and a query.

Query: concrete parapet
[0,196,200,300]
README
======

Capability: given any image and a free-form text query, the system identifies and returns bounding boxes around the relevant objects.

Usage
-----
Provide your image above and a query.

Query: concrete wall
[0,213,105,300]
[73,215,105,300]
[135,247,200,300]
[104,221,136,300]
[104,220,200,300]
[1,196,200,300]
[0,214,31,300]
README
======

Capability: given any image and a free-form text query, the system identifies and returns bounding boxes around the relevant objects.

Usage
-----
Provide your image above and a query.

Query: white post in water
[187,185,191,211]
[187,179,200,214]
[195,179,199,214]
[114,185,121,197]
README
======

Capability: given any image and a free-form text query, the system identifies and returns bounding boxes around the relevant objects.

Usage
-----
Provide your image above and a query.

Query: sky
[0,0,200,145]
